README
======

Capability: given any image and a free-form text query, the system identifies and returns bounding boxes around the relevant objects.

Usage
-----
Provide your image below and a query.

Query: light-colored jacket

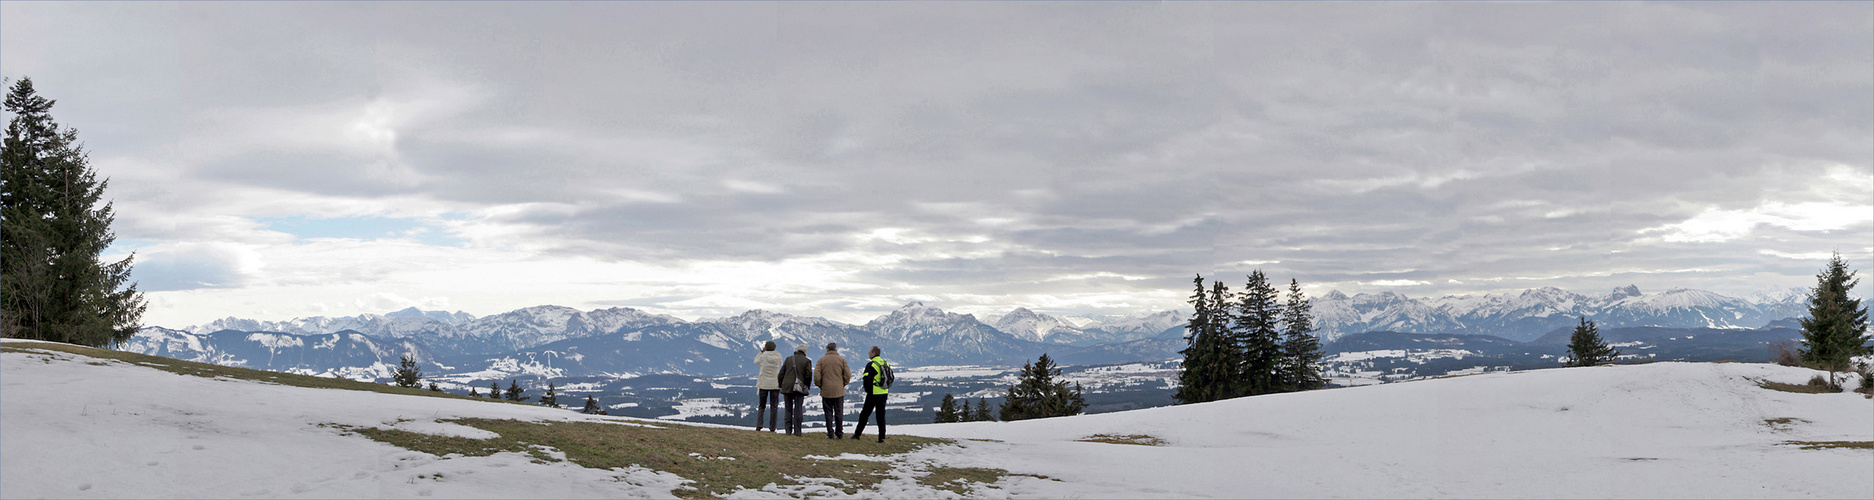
[753,350,784,390]
[814,352,852,398]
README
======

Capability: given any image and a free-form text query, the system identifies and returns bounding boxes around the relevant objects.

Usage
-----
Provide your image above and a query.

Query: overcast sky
[3,1,1869,328]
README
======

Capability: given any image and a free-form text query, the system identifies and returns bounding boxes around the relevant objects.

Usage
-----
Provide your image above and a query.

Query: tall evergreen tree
[539,383,559,408]
[504,380,523,401]
[1565,317,1619,367]
[972,397,993,422]
[488,381,500,398]
[1277,278,1326,392]
[582,395,602,414]
[1177,275,1238,404]
[392,354,422,388]
[1799,252,1872,388]
[1232,270,1284,397]
[999,353,1087,421]
[958,399,974,422]
[933,393,961,423]
[1,77,145,346]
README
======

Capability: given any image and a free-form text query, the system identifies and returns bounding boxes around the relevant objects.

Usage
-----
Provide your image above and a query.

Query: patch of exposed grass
[1762,417,1810,432]
[918,467,1006,495]
[2,341,515,404]
[1757,379,1843,394]
[338,417,983,499]
[1781,440,1874,451]
[1077,433,1167,446]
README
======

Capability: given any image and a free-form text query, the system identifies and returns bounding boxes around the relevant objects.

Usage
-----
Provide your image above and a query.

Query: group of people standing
[752,341,891,442]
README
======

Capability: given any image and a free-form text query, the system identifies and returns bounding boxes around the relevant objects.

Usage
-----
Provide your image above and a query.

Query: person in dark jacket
[814,342,852,439]
[776,345,814,436]
[850,346,889,442]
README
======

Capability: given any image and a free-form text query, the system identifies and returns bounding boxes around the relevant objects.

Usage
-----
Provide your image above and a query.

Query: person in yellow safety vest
[850,346,890,442]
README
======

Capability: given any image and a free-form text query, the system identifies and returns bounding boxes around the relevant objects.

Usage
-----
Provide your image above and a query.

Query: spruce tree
[1233,271,1284,396]
[504,380,523,401]
[1277,278,1326,392]
[998,353,1087,421]
[1177,275,1238,404]
[582,395,601,414]
[958,399,974,422]
[488,381,501,398]
[539,383,559,408]
[972,397,993,422]
[1565,317,1619,367]
[934,393,961,423]
[1799,252,1872,388]
[392,354,422,388]
[1,77,145,346]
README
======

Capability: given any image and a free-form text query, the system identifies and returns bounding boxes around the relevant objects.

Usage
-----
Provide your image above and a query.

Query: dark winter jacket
[777,351,814,395]
[862,356,890,395]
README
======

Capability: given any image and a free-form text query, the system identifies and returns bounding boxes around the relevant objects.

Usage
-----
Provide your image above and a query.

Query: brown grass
[1757,379,1843,394]
[338,417,989,498]
[918,466,1008,495]
[1077,433,1167,446]
[1781,440,1874,450]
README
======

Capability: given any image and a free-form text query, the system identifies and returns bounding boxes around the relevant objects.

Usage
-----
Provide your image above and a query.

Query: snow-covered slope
[899,362,1873,499]
[6,338,1866,499]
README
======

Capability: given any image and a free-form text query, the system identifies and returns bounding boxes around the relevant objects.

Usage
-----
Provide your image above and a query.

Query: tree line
[932,352,1087,423]
[1176,271,1325,404]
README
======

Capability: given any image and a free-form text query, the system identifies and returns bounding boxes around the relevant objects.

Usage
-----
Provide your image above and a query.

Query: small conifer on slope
[392,354,422,388]
[1799,252,1872,389]
[933,393,961,423]
[999,353,1086,421]
[1566,317,1619,367]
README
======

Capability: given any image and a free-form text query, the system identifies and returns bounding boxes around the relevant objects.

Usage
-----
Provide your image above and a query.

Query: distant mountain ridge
[124,284,1811,382]
[1311,285,1808,342]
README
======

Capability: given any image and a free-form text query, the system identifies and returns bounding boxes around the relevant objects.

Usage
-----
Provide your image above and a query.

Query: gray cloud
[4,1,1868,322]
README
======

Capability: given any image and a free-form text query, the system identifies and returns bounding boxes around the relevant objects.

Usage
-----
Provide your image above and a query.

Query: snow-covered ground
[4,338,1869,498]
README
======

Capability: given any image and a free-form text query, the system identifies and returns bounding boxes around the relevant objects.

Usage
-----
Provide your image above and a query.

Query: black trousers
[783,393,807,435]
[822,396,845,437]
[852,393,887,438]
[756,389,779,430]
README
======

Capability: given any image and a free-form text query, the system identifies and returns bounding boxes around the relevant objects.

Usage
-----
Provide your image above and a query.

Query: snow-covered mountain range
[127,302,1186,380]
[1311,285,1809,341]
[123,285,1810,381]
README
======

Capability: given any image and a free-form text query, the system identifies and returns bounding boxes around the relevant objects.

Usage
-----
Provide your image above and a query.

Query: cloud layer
[4,2,1868,326]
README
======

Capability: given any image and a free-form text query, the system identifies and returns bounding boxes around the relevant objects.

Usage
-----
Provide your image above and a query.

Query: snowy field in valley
[3,338,1869,499]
